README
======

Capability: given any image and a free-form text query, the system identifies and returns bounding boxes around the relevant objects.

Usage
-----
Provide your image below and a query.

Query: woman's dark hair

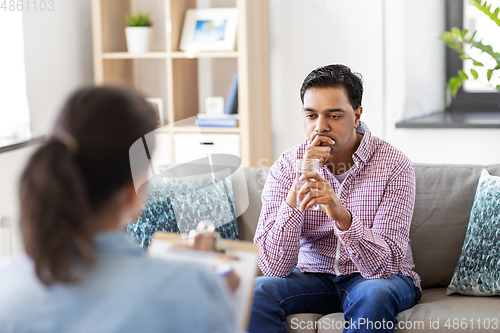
[300,64,364,110]
[19,86,159,286]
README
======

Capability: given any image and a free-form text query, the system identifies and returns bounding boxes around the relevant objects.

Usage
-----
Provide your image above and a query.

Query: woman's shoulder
[97,253,228,301]
[141,256,222,287]
[0,253,236,333]
[0,255,33,283]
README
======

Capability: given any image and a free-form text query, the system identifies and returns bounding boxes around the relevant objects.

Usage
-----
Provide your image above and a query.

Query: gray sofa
[236,164,500,333]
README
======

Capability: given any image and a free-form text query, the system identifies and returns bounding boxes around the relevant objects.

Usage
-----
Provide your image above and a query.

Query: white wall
[268,0,385,159]
[0,0,95,256]
[402,0,446,120]
[23,0,94,137]
[0,11,31,144]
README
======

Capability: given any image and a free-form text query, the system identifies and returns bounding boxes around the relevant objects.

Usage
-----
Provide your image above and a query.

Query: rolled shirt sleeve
[334,160,416,280]
[254,153,305,278]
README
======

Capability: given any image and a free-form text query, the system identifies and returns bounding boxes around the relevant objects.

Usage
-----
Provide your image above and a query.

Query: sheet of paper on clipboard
[148,232,259,331]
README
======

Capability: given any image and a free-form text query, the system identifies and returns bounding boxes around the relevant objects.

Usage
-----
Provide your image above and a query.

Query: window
[0,11,31,148]
[445,0,500,112]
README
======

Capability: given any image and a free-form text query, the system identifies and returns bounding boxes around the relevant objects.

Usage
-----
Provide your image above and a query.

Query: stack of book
[196,113,239,127]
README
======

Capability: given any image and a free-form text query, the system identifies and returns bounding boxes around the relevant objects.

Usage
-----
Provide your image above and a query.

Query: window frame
[445,0,500,112]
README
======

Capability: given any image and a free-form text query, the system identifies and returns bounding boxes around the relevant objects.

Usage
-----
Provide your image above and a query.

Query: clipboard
[149,232,259,331]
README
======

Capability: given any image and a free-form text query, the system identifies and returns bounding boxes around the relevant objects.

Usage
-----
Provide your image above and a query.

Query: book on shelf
[196,113,239,127]
[197,113,239,119]
[196,118,238,127]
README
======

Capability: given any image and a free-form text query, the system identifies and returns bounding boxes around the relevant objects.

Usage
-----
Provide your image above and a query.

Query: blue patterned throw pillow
[127,169,239,250]
[447,169,500,296]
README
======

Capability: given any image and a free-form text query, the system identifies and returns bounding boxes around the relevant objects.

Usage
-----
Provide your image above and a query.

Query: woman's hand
[174,231,241,293]
[213,260,240,293]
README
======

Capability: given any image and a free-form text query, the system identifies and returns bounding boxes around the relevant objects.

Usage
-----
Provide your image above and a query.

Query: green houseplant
[125,12,153,53]
[126,12,152,27]
[440,0,500,97]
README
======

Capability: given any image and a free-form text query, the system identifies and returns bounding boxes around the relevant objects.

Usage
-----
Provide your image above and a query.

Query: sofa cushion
[447,169,500,296]
[410,164,500,289]
[314,288,500,333]
[127,193,178,249]
[164,168,237,235]
[287,314,324,333]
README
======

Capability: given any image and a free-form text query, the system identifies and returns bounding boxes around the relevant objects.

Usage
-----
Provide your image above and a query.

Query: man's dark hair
[300,64,364,110]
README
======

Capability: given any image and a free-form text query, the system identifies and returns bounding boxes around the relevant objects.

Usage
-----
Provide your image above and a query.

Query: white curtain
[0,11,31,147]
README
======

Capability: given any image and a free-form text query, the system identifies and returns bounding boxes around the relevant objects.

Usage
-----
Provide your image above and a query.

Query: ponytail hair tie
[50,131,79,155]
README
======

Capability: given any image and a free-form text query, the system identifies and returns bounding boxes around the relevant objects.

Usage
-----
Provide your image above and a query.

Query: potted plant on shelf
[125,11,153,53]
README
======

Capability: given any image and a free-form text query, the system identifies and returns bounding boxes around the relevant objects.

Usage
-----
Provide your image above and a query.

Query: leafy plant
[126,11,152,27]
[440,0,500,97]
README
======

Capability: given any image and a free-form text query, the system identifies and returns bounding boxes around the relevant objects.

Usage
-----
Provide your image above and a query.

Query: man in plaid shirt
[248,64,421,333]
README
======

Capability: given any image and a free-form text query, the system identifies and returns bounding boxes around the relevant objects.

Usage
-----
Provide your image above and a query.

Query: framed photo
[179,8,238,52]
[146,98,164,125]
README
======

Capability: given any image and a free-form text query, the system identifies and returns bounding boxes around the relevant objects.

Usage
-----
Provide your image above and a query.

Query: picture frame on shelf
[205,96,225,115]
[179,8,238,52]
[146,98,164,125]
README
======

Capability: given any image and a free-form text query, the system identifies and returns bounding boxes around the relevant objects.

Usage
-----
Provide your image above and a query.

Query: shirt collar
[353,121,374,165]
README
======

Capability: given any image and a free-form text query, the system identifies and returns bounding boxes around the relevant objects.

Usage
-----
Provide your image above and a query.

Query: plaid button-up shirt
[254,123,421,291]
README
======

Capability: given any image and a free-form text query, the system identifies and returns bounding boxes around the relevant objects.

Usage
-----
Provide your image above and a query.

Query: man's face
[302,86,362,156]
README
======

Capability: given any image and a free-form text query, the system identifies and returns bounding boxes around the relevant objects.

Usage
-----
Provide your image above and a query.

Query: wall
[0,0,94,256]
[23,0,94,137]
[402,0,446,120]
[268,0,385,160]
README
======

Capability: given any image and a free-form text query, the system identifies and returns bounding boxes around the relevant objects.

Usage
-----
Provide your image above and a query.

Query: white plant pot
[125,27,152,53]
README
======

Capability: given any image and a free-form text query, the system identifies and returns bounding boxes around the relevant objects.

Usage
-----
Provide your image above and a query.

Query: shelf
[102,52,167,59]
[169,51,239,59]
[173,126,241,134]
[102,52,240,60]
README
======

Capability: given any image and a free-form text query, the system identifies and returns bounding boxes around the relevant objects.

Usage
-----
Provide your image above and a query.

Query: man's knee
[345,278,398,307]
[254,276,287,301]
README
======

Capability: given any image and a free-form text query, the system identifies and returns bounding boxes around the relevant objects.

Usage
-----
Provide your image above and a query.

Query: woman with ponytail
[0,86,238,333]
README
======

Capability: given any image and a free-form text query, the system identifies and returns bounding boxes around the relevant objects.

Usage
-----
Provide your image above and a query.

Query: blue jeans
[248,269,420,333]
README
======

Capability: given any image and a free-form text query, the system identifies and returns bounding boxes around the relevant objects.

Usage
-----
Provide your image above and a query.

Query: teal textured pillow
[447,169,500,296]
[167,171,237,235]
